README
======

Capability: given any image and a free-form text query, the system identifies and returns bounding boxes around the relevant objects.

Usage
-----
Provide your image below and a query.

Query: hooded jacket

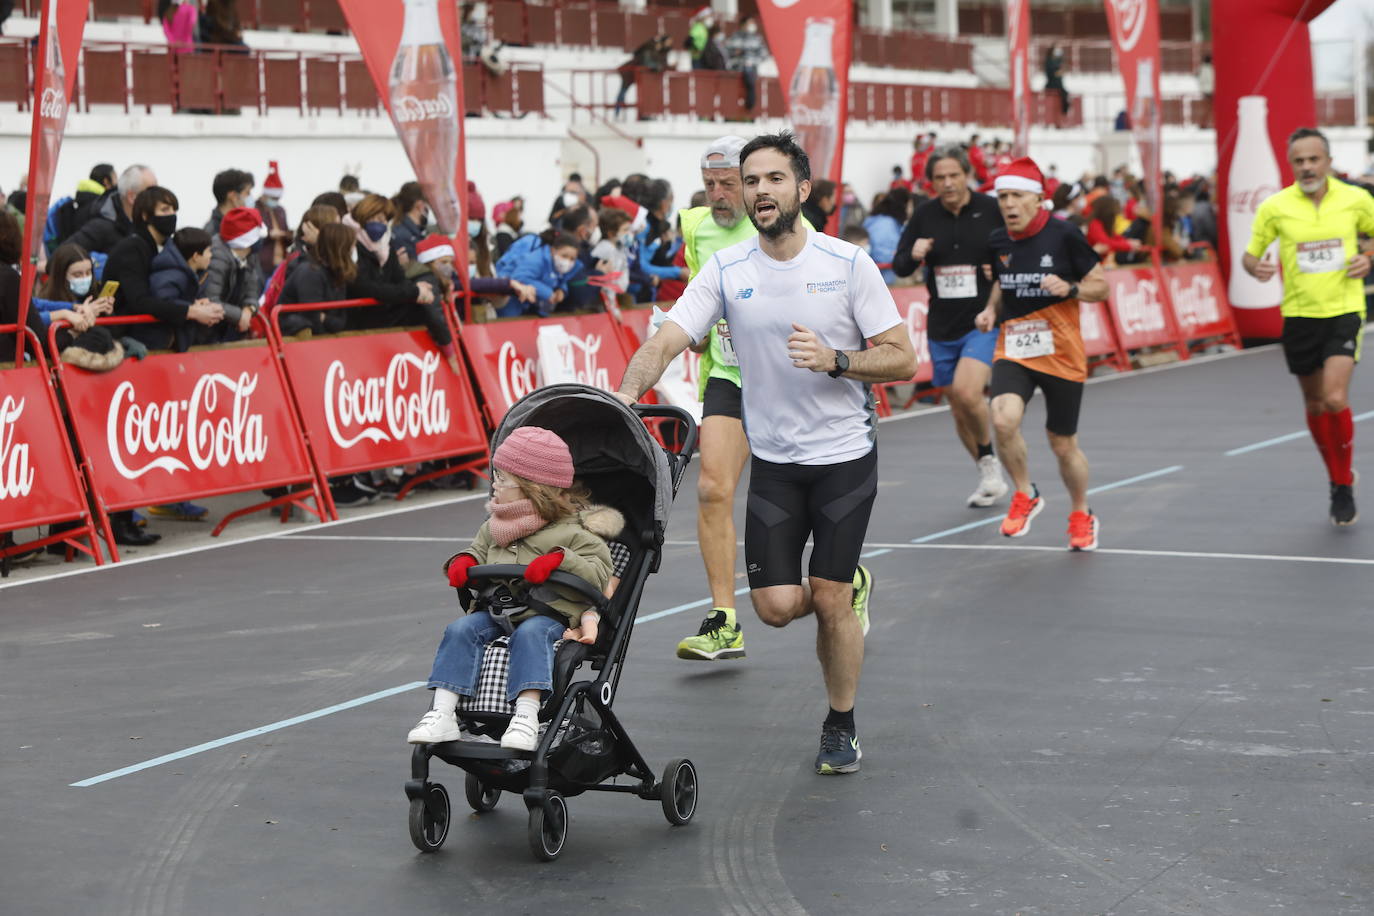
[149,240,204,307]
[204,234,261,324]
[457,505,624,626]
[67,188,135,255]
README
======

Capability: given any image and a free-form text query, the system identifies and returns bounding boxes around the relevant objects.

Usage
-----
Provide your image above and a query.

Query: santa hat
[993,157,1046,195]
[416,234,456,264]
[467,180,486,222]
[600,194,647,233]
[262,161,283,199]
[691,6,712,20]
[221,207,265,249]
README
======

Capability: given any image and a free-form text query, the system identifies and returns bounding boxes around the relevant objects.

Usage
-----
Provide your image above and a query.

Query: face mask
[69,275,92,296]
[233,249,250,265]
[589,226,602,246]
[150,213,178,238]
[561,191,579,209]
[553,255,576,274]
[418,210,430,230]
[745,22,758,33]
[242,195,256,210]
[364,221,388,243]
[468,219,482,238]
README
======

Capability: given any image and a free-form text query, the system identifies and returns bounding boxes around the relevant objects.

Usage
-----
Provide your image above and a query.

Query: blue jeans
[427,611,566,702]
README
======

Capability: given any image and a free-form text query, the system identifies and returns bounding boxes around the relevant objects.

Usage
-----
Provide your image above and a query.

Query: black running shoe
[1330,482,1357,526]
[815,723,862,775]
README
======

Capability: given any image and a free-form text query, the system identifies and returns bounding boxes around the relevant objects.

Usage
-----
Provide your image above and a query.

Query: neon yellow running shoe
[676,608,746,660]
[852,566,872,637]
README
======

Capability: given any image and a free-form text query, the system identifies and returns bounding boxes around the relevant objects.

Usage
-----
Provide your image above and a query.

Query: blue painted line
[860,548,892,558]
[636,586,750,624]
[911,465,1184,544]
[1225,409,1374,457]
[71,681,427,787]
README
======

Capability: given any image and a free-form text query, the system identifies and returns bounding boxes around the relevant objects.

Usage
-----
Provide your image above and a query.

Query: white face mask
[69,275,92,296]
[589,226,602,246]
[553,255,576,274]
[561,191,579,209]
[467,219,482,238]
[233,249,251,265]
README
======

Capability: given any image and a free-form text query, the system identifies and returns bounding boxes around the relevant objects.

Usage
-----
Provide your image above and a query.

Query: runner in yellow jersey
[1243,128,1374,525]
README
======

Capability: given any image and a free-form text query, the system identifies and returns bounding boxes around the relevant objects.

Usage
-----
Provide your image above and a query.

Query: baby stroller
[405,384,699,861]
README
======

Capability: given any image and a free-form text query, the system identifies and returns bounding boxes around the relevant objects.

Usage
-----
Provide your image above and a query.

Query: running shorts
[990,359,1084,437]
[1281,313,1364,377]
[928,327,999,388]
[744,447,878,589]
[702,376,743,420]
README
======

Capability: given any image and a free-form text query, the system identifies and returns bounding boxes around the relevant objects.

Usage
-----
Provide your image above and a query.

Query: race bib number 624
[1004,318,1055,360]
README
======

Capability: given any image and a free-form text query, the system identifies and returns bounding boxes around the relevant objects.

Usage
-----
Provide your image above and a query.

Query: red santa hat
[416,234,456,264]
[993,157,1046,195]
[600,194,647,232]
[262,160,283,199]
[220,207,265,249]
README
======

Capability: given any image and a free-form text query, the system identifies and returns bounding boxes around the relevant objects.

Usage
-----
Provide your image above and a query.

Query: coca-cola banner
[335,0,468,276]
[59,346,316,511]
[1161,261,1242,347]
[756,0,852,230]
[887,287,934,386]
[460,315,634,427]
[1079,300,1128,371]
[15,0,89,362]
[1005,0,1031,157]
[1103,0,1162,254]
[1104,267,1185,356]
[278,329,488,477]
[0,368,90,530]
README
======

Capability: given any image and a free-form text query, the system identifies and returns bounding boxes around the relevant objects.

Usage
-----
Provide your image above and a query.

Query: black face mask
[149,213,178,238]
[418,210,430,230]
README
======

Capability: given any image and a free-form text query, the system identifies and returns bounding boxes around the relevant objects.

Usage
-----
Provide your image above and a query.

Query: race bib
[1004,319,1055,360]
[934,264,978,300]
[714,320,739,366]
[1296,239,1343,274]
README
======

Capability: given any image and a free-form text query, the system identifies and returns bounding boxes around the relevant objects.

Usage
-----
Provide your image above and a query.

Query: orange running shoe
[1067,510,1099,551]
[1000,486,1044,537]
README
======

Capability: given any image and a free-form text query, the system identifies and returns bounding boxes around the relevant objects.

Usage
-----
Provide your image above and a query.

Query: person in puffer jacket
[407,427,623,752]
[494,229,583,318]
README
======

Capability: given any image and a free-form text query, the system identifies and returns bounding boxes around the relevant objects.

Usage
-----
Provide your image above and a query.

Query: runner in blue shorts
[893,145,1009,508]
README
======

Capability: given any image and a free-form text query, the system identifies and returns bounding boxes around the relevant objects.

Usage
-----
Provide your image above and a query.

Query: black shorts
[702,376,742,420]
[1281,313,1364,377]
[744,447,878,589]
[990,359,1084,437]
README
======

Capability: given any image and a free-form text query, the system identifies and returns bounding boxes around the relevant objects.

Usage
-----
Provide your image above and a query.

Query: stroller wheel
[408,783,451,852]
[464,772,501,813]
[527,792,569,861]
[660,758,698,826]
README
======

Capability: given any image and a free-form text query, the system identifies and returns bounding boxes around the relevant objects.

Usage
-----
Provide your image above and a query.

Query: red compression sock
[1329,408,1354,486]
[1307,411,1336,479]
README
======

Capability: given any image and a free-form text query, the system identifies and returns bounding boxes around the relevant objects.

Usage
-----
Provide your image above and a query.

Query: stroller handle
[463,565,610,612]
[631,403,698,484]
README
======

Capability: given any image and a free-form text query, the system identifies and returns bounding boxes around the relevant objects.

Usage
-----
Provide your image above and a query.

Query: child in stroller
[407,425,625,751]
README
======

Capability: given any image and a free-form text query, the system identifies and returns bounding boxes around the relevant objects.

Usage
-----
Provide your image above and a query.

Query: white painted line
[635,586,751,624]
[71,681,427,787]
[863,541,1374,567]
[1225,409,1374,456]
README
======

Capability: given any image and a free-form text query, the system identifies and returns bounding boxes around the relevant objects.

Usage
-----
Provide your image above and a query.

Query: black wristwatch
[1067,282,1080,299]
[828,349,850,378]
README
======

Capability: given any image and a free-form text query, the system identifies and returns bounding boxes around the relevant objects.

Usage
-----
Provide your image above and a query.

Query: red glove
[523,550,564,585]
[446,554,478,588]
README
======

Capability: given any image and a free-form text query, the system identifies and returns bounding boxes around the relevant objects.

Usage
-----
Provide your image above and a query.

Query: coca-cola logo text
[40,86,65,120]
[1115,278,1166,336]
[498,341,539,408]
[106,373,268,480]
[1080,302,1105,342]
[1170,272,1221,328]
[1228,185,1281,216]
[323,353,451,449]
[904,301,930,371]
[543,331,612,391]
[393,92,454,123]
[0,396,36,501]
[1108,0,1147,53]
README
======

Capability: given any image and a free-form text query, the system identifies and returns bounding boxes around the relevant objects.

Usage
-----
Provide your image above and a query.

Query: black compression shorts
[702,376,743,420]
[1281,313,1364,377]
[744,447,878,589]
[990,359,1084,437]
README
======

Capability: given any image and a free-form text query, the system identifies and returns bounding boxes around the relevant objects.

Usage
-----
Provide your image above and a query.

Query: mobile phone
[99,280,119,299]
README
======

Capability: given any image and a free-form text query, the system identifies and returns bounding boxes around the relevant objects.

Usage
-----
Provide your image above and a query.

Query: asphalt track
[6,345,1374,916]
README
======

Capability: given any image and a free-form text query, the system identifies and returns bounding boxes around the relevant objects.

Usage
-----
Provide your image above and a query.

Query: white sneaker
[967,455,1010,507]
[407,709,463,744]
[500,711,539,751]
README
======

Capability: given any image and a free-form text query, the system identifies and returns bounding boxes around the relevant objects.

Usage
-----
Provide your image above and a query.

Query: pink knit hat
[493,426,575,488]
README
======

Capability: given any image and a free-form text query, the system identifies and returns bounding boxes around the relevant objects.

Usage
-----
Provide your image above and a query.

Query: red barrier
[875,286,937,417]
[460,312,634,427]
[52,317,328,550]
[1159,261,1243,352]
[0,326,109,570]
[1079,298,1130,373]
[1104,266,1189,364]
[271,301,490,497]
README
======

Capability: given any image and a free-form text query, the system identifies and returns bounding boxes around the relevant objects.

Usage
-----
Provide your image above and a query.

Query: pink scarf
[486,498,549,547]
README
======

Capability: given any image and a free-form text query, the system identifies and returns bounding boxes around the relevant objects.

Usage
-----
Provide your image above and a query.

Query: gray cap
[700,135,748,170]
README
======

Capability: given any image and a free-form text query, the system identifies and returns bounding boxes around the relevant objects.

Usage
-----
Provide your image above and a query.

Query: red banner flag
[15,0,89,364]
[1006,0,1031,157]
[334,0,469,279]
[1104,0,1163,262]
[756,0,852,231]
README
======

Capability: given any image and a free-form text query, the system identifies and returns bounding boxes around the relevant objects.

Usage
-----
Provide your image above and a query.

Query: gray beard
[711,206,744,228]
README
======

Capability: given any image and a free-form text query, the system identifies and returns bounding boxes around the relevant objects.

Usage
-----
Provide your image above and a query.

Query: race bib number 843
[1296,239,1343,274]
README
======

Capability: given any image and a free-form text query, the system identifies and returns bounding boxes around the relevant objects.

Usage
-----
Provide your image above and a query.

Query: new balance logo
[1040,254,1054,268]
[734,288,754,300]
[1345,340,1356,349]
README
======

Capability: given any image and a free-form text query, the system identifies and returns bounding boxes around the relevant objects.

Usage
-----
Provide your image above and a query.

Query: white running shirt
[666,228,902,465]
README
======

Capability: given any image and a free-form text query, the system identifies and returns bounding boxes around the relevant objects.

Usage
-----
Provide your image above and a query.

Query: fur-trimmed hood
[579,504,625,540]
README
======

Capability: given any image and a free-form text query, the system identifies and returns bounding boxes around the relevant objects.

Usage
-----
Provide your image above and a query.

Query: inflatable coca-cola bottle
[789,18,839,179]
[1227,95,1283,310]
[389,0,462,234]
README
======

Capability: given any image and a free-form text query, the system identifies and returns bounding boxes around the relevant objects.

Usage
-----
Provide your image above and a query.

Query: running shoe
[1330,482,1358,526]
[146,501,208,521]
[852,565,872,637]
[676,609,746,660]
[407,709,463,744]
[1000,486,1044,538]
[967,455,1010,507]
[815,723,862,774]
[1067,509,1099,551]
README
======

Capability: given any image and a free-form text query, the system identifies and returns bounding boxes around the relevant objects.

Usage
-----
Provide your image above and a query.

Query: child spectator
[149,226,214,349]
[204,207,264,341]
[497,230,583,318]
[407,427,624,750]
[32,242,114,338]
[277,221,356,338]
[590,208,632,296]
